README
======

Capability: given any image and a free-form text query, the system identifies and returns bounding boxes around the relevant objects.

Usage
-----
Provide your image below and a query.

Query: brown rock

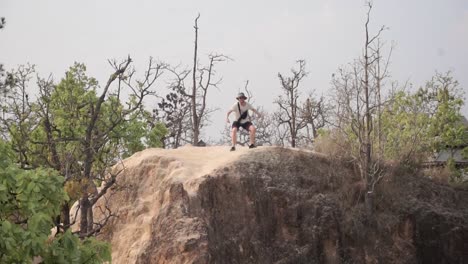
[91,146,468,264]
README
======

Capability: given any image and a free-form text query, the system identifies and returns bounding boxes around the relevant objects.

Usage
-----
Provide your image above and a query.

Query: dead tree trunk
[363,1,385,214]
[192,14,200,145]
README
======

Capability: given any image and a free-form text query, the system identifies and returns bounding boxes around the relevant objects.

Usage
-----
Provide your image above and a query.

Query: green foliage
[381,72,467,164]
[381,90,432,162]
[1,62,165,261]
[112,97,168,158]
[316,128,328,138]
[22,62,166,170]
[147,122,168,148]
[49,63,97,139]
[418,72,466,151]
[446,158,462,182]
[118,115,168,157]
[0,140,111,263]
[0,141,65,263]
[426,82,465,151]
[462,147,468,160]
[42,230,111,264]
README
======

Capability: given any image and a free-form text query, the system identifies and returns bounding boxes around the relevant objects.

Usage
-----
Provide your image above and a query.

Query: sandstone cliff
[93,146,468,264]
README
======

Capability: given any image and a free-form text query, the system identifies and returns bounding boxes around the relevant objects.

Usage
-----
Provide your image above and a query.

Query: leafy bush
[0,141,111,263]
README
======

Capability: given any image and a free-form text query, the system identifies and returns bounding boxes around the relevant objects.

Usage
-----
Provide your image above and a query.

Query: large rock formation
[94,146,468,263]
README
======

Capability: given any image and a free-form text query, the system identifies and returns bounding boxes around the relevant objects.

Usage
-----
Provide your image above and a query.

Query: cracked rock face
[94,146,468,264]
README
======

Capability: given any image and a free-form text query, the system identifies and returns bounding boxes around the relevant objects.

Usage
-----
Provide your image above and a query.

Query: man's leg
[231,127,238,147]
[249,125,256,146]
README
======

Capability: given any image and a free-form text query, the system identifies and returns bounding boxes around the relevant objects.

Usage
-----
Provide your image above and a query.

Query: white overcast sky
[1,0,467,142]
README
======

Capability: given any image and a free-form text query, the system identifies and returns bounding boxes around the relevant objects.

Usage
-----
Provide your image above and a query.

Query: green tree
[0,140,110,263]
[381,90,433,163]
[425,72,466,153]
[1,59,167,239]
[118,100,168,158]
[31,60,167,237]
[381,72,466,164]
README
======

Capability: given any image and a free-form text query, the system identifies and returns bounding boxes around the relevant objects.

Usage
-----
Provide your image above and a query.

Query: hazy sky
[1,0,467,142]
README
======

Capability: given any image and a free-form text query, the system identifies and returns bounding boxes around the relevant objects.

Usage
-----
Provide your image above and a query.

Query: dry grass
[422,166,452,184]
[313,130,356,161]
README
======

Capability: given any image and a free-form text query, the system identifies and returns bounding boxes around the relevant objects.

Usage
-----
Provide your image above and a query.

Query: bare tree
[300,93,329,145]
[275,60,307,147]
[370,39,394,157]
[252,107,276,146]
[272,121,290,147]
[329,1,389,214]
[154,14,230,147]
[191,14,200,144]
[189,14,230,145]
[362,1,387,213]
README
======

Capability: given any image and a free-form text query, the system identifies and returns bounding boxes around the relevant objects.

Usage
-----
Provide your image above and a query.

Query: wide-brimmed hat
[236,92,247,100]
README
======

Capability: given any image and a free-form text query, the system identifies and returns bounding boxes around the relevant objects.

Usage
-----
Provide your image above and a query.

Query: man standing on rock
[226,92,262,151]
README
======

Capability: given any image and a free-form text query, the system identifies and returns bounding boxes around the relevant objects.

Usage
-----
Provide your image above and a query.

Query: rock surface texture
[94,146,468,264]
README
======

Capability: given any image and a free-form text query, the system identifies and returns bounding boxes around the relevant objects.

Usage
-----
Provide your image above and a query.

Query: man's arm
[250,107,262,118]
[226,109,233,123]
[246,102,261,118]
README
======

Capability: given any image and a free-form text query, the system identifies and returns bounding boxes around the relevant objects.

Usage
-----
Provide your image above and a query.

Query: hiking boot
[230,146,236,151]
[249,144,256,149]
